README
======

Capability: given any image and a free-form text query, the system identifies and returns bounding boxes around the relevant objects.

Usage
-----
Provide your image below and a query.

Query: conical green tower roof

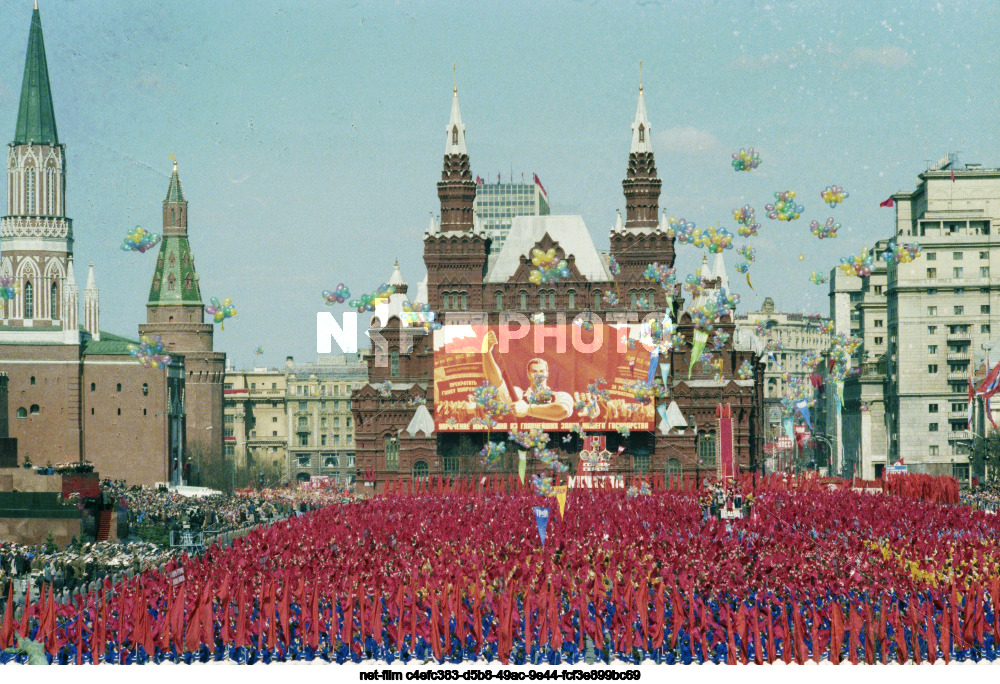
[13,7,58,146]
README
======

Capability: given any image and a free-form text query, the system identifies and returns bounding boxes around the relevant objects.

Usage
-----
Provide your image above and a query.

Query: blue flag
[533,506,550,548]
[647,351,659,387]
[794,399,813,431]
[782,416,795,441]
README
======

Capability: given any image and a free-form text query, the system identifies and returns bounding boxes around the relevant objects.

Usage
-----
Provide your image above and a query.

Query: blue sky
[0,1,997,368]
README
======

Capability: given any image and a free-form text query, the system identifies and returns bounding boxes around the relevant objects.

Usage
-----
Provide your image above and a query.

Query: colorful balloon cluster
[737,245,756,263]
[642,262,678,294]
[642,318,684,356]
[575,379,610,419]
[531,474,554,497]
[627,482,652,498]
[839,247,874,278]
[665,218,699,245]
[321,283,351,305]
[711,357,724,383]
[0,277,19,302]
[377,381,393,399]
[735,261,750,274]
[469,382,511,427]
[765,191,804,221]
[733,205,761,237]
[528,248,570,286]
[715,288,740,311]
[601,292,619,307]
[809,217,840,239]
[711,331,731,351]
[126,335,172,369]
[579,450,605,468]
[479,440,506,470]
[800,349,822,371]
[508,427,549,452]
[205,297,236,329]
[349,284,395,313]
[254,346,264,356]
[809,271,829,285]
[683,275,713,299]
[880,241,922,265]
[737,359,754,380]
[820,185,849,207]
[690,300,723,331]
[407,396,427,407]
[731,147,761,172]
[401,301,442,331]
[625,378,667,404]
[606,255,621,276]
[120,226,161,253]
[537,447,568,473]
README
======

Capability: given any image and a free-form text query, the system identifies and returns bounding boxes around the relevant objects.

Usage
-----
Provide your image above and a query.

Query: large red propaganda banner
[433,324,654,432]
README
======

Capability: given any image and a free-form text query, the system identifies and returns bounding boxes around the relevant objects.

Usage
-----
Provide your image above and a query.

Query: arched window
[30,376,35,385]
[390,351,399,377]
[567,290,576,309]
[142,383,149,396]
[167,274,175,291]
[442,293,451,309]
[385,435,399,470]
[665,458,683,477]
[630,290,637,308]
[495,291,503,310]
[593,290,602,309]
[638,124,645,143]
[698,430,717,468]
[632,453,650,473]
[23,281,33,319]
[25,168,35,214]
[50,282,57,319]
[413,460,429,479]
[452,126,458,146]
[460,292,468,310]
[29,405,39,415]
[16,407,27,419]
[116,383,122,392]
[519,290,527,310]
[45,168,54,214]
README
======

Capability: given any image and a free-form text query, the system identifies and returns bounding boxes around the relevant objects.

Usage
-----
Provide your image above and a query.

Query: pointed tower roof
[388,259,405,286]
[13,5,58,146]
[165,158,184,203]
[147,161,202,307]
[85,262,96,290]
[630,80,652,155]
[712,252,729,292]
[445,84,467,155]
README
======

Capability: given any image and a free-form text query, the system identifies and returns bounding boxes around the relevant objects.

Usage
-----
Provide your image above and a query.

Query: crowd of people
[102,480,357,533]
[1,478,999,664]
[960,482,1000,512]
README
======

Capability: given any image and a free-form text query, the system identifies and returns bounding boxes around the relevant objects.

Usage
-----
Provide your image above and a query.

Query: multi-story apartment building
[829,239,891,479]
[735,297,833,442]
[473,179,550,255]
[285,355,368,484]
[883,157,1000,480]
[223,366,288,480]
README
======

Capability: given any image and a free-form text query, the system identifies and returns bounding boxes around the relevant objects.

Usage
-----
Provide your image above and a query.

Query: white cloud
[655,126,725,157]
[851,45,910,69]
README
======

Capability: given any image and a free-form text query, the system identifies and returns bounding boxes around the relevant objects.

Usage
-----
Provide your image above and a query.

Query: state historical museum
[352,83,765,492]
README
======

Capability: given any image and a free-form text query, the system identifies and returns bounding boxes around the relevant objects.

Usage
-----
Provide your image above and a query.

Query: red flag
[0,580,13,649]
[235,583,247,650]
[830,601,844,665]
[879,197,894,208]
[848,602,861,665]
[951,168,956,182]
